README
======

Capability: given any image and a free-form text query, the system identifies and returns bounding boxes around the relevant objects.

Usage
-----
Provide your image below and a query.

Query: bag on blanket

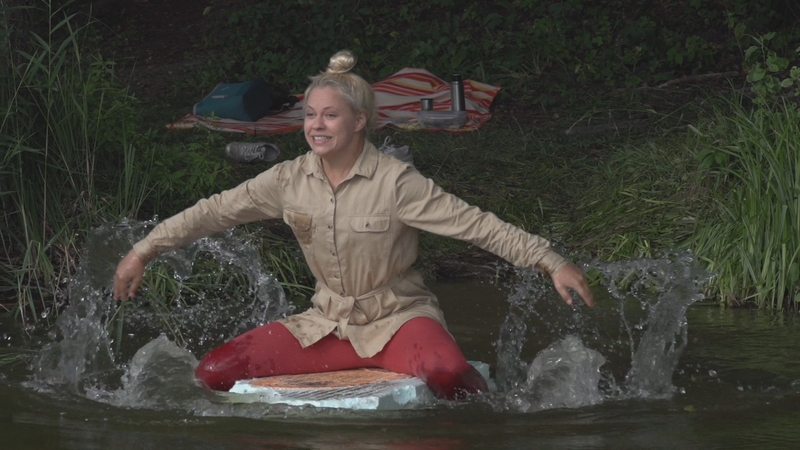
[194,77,273,122]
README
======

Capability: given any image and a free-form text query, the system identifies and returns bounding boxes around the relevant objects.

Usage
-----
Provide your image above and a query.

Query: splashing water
[595,251,712,398]
[28,220,709,415]
[492,250,711,412]
[29,220,292,411]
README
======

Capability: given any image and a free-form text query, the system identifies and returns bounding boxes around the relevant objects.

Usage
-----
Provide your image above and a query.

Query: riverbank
[2,0,798,316]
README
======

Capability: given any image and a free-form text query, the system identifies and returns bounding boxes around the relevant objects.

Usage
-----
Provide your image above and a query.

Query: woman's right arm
[113,164,286,300]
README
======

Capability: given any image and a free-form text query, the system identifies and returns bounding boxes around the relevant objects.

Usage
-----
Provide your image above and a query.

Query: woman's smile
[304,86,365,161]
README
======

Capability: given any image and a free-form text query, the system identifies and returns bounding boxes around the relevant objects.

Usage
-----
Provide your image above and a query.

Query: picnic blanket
[167,68,501,135]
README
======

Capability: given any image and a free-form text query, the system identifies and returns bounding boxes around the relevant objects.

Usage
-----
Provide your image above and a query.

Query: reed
[0,1,148,321]
[688,99,800,309]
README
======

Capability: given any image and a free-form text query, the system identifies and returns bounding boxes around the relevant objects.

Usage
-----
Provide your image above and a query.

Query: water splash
[499,335,606,413]
[29,219,708,415]
[87,334,200,409]
[492,250,711,411]
[30,220,291,409]
[596,251,711,398]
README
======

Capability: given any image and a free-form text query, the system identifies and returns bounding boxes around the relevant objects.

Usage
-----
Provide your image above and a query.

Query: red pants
[195,317,488,400]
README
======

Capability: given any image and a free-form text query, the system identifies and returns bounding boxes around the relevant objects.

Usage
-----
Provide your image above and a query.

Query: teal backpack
[193,77,273,122]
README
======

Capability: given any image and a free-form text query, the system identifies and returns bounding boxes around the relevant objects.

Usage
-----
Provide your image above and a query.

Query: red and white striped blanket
[168,68,501,135]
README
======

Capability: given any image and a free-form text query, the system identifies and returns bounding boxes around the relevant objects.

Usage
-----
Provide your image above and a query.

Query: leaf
[748,67,766,82]
[744,46,759,62]
[203,6,212,15]
[734,23,746,39]
[780,78,794,88]
[789,262,800,283]
[684,405,695,413]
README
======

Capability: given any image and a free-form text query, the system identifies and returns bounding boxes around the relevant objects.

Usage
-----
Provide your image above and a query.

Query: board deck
[217,362,491,410]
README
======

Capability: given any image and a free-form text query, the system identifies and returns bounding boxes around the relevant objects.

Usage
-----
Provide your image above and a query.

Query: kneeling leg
[376,317,488,400]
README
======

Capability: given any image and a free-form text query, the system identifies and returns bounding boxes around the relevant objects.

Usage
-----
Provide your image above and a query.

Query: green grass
[1,1,148,321]
[687,98,800,309]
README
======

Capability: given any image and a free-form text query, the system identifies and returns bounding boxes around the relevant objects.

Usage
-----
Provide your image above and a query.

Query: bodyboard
[216,361,491,410]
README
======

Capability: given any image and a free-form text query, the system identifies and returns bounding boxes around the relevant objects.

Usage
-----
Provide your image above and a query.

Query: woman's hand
[113,249,146,301]
[551,264,594,307]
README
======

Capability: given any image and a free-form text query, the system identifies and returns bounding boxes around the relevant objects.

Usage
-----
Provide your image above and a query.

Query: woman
[113,51,594,400]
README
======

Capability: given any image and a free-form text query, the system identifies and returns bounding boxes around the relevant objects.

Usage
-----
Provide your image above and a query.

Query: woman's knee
[383,317,489,399]
[195,322,293,391]
[423,364,489,400]
[195,339,251,391]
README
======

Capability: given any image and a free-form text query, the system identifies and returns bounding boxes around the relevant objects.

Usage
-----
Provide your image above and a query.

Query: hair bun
[327,50,357,74]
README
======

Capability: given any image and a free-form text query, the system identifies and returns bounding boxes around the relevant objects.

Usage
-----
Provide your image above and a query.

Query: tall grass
[0,1,150,321]
[688,99,800,309]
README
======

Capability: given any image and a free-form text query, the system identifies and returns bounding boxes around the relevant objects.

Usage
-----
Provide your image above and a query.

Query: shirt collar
[303,140,379,182]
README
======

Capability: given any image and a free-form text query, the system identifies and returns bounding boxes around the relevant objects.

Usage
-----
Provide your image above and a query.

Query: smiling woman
[302,52,372,189]
[113,50,593,401]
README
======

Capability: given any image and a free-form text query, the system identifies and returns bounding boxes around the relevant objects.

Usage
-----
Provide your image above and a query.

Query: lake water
[1,224,798,449]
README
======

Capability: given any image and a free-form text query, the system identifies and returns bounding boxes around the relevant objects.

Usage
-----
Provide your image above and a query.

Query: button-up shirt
[133,141,567,357]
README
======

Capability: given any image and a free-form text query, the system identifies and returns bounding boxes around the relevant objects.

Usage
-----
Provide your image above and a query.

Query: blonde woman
[114,50,594,400]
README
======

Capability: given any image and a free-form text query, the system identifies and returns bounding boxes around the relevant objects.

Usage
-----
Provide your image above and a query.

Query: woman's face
[303,86,366,160]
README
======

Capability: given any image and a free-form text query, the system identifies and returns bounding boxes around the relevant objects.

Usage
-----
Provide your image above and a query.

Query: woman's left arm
[395,167,594,307]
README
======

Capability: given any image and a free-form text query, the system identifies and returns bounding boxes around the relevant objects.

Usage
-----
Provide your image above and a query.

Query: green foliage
[688,98,800,309]
[0,1,147,320]
[735,24,800,105]
[149,128,233,211]
[193,0,798,99]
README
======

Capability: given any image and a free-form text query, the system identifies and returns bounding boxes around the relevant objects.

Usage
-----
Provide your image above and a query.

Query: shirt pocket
[349,215,390,233]
[348,214,391,257]
[283,210,313,245]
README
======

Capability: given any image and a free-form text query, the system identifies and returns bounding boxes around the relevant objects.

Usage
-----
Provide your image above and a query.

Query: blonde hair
[304,50,376,133]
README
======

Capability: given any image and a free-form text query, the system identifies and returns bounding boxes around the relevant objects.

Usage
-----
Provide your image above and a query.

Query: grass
[687,98,800,309]
[0,1,166,322]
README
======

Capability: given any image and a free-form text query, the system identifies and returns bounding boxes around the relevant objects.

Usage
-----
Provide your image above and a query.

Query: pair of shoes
[378,136,414,166]
[225,142,280,163]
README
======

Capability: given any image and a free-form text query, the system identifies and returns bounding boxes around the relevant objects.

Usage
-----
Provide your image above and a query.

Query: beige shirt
[133,141,567,358]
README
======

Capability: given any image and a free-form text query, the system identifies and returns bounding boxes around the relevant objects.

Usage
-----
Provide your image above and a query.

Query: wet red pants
[195,317,488,400]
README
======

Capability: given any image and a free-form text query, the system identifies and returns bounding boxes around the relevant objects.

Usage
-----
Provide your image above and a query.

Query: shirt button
[334,273,340,279]
[330,198,334,203]
[327,224,332,230]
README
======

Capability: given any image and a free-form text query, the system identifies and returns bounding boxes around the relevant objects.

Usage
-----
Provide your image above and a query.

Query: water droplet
[708,369,717,377]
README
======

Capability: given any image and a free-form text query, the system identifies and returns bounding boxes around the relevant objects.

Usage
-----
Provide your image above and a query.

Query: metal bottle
[450,74,465,112]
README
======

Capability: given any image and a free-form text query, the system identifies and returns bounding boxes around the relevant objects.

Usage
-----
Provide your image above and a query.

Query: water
[1,222,799,449]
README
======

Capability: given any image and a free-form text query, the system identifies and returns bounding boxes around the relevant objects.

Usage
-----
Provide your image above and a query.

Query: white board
[217,361,492,410]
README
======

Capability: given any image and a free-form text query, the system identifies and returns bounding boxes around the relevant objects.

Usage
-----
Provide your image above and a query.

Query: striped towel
[168,68,501,135]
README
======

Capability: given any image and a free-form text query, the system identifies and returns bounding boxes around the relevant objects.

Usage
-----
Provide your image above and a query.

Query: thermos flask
[450,74,465,112]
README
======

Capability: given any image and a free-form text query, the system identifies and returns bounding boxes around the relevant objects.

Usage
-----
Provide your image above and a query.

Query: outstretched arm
[551,263,594,307]
[395,168,594,307]
[112,164,285,301]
